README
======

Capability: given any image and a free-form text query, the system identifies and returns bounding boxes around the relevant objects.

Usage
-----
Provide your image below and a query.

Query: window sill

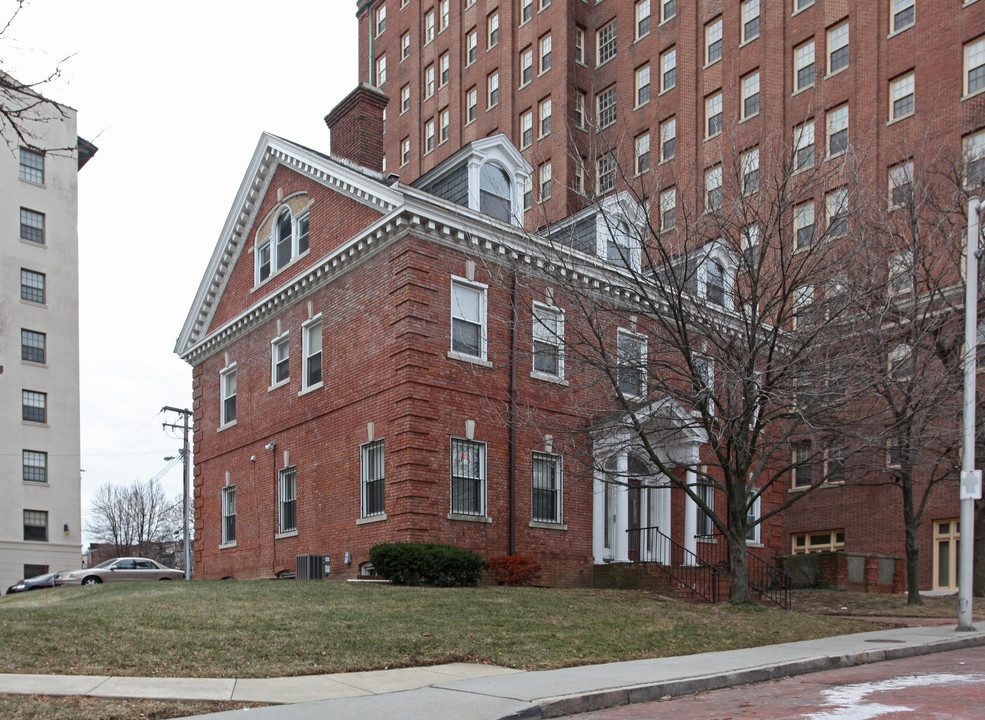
[792,3,814,17]
[217,420,237,433]
[659,17,675,28]
[447,513,492,523]
[825,66,849,81]
[530,370,568,385]
[529,520,567,530]
[596,58,615,70]
[21,360,47,368]
[20,299,47,309]
[23,480,48,487]
[739,36,759,49]
[298,381,324,397]
[962,88,985,103]
[696,536,718,544]
[447,351,492,367]
[357,513,388,525]
[886,112,913,127]
[268,379,289,392]
[792,84,815,97]
[20,238,46,248]
[633,100,650,112]
[788,485,809,493]
[658,86,675,96]
[738,113,758,125]
[887,24,914,41]
[22,420,49,428]
[219,541,238,550]
[634,33,649,44]
[19,177,46,188]
[252,248,311,293]
[747,542,764,548]
[275,530,298,540]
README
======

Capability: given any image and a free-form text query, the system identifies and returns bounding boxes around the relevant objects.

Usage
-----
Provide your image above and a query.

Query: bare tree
[0,1,73,150]
[87,479,183,566]
[487,109,874,604]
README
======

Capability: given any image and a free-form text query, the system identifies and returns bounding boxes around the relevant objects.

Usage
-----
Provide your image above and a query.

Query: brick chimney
[325,83,388,172]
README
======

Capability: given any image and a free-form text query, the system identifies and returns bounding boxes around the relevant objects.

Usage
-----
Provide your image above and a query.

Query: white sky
[2,0,360,541]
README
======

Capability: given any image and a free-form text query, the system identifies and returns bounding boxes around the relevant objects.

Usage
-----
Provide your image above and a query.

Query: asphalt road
[564,646,985,720]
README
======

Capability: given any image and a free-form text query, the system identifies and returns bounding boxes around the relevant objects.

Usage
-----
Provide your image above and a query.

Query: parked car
[55,557,184,586]
[5,571,59,595]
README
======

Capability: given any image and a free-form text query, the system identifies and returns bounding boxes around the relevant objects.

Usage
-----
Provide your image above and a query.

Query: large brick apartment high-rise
[353,0,985,590]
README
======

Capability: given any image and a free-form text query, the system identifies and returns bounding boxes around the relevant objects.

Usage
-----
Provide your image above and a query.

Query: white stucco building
[0,78,95,591]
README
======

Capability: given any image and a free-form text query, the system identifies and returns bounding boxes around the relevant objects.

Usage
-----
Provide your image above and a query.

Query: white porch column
[592,467,607,563]
[684,468,698,563]
[614,454,630,562]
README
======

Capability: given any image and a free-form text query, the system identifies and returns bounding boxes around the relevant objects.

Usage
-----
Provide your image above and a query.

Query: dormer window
[255,199,311,286]
[706,260,726,305]
[480,163,512,223]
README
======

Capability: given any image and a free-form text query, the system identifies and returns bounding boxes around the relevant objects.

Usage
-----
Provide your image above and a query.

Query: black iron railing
[693,533,792,609]
[625,526,721,604]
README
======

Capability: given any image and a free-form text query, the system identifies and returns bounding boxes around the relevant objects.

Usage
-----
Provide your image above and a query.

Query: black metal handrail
[693,533,792,609]
[625,526,721,604]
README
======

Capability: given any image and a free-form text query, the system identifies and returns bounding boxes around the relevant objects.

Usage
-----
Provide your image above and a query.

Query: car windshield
[92,559,119,569]
[26,572,56,582]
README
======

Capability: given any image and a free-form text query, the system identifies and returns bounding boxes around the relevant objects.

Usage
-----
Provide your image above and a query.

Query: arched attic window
[254,199,311,286]
[479,163,512,223]
[275,208,293,269]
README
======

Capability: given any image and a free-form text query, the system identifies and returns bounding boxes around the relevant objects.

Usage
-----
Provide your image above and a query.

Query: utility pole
[163,406,193,580]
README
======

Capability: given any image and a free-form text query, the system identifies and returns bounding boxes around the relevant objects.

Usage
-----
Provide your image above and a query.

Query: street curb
[516,633,985,719]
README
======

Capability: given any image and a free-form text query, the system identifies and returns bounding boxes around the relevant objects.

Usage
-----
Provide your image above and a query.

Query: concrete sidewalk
[2,624,984,719]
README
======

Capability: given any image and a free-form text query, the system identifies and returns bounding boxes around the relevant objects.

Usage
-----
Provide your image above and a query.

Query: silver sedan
[55,557,183,586]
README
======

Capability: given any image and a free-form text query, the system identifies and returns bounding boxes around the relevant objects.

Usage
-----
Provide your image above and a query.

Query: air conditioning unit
[296,554,326,580]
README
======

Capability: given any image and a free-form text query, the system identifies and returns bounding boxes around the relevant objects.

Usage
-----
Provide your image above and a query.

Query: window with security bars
[532,452,562,523]
[451,438,486,516]
[361,439,385,517]
[532,304,563,377]
[21,329,45,364]
[23,510,47,542]
[22,390,46,424]
[20,208,44,243]
[278,466,297,533]
[19,148,44,183]
[23,450,47,483]
[222,486,236,544]
[597,21,617,65]
[21,269,45,304]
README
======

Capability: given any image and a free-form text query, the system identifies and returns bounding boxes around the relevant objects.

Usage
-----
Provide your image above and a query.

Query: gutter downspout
[509,263,519,556]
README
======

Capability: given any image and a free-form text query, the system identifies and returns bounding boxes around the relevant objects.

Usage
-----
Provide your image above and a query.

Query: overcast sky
[2,0,359,539]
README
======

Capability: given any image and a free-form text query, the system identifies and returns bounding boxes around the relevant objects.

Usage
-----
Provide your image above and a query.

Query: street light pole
[163,406,193,580]
[959,197,983,631]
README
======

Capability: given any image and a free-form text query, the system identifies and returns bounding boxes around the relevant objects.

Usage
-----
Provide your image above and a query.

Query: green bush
[369,543,485,587]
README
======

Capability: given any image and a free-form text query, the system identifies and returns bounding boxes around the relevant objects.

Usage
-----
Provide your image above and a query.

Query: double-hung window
[705,18,723,65]
[705,263,726,307]
[466,29,478,65]
[271,335,289,386]
[795,202,815,249]
[439,0,449,30]
[20,268,45,304]
[21,329,46,364]
[520,48,533,86]
[891,0,914,34]
[439,53,450,87]
[598,153,616,193]
[361,439,386,518]
[451,279,487,360]
[794,40,815,92]
[742,147,760,195]
[635,133,650,175]
[221,485,236,544]
[965,130,985,188]
[425,119,435,154]
[23,510,47,542]
[660,188,676,230]
[635,65,650,107]
[424,9,436,44]
[826,188,849,237]
[696,478,715,536]
[889,251,914,296]
[488,71,499,108]
[466,87,477,123]
[440,109,450,143]
[539,97,552,136]
[742,0,760,43]
[741,71,760,120]
[257,208,309,284]
[19,148,44,183]
[278,466,297,534]
[794,120,815,171]
[617,330,647,399]
[376,54,387,85]
[635,0,650,39]
[661,48,676,92]
[539,161,552,200]
[660,117,676,161]
[401,32,410,60]
[22,390,46,424]
[401,85,411,113]
[965,37,985,97]
[706,92,723,138]
[793,284,814,329]
[540,34,552,73]
[705,165,723,211]
[375,4,386,34]
[220,365,237,426]
[532,303,564,378]
[488,11,499,48]
[890,72,914,120]
[23,450,47,483]
[302,318,322,390]
[792,442,813,488]
[827,104,849,156]
[425,64,435,98]
[520,110,533,148]
[889,161,913,208]
[521,0,533,23]
[827,21,849,74]
[532,452,562,524]
[20,208,44,244]
[451,438,486,516]
[597,85,616,129]
[574,27,585,64]
[597,20,617,66]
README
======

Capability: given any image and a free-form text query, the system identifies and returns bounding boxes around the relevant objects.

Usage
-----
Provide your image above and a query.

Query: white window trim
[220,485,237,547]
[449,437,490,520]
[300,315,324,395]
[449,277,491,366]
[617,328,648,400]
[531,302,566,382]
[270,333,290,390]
[531,451,564,525]
[219,363,237,429]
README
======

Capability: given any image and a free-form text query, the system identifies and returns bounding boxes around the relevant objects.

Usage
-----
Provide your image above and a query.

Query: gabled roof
[174,133,402,357]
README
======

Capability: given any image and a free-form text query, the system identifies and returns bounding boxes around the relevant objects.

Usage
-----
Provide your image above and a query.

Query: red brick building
[177,0,985,590]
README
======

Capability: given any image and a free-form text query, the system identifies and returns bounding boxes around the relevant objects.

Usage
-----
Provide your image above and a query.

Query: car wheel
[81,576,102,585]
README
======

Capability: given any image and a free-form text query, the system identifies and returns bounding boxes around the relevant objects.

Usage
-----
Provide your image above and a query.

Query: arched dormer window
[479,163,512,223]
[254,195,312,286]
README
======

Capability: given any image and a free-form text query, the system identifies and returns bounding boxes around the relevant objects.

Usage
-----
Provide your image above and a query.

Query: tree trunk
[727,534,754,605]
[904,517,923,605]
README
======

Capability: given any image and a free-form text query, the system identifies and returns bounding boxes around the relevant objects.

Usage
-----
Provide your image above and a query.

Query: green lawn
[0,580,874,679]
